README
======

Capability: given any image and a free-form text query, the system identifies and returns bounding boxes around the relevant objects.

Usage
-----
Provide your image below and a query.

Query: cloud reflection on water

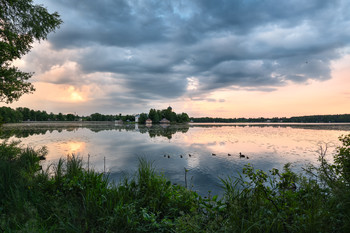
[1,123,350,195]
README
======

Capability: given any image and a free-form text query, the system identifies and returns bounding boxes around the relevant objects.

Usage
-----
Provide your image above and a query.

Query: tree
[181,113,190,122]
[0,106,22,123]
[334,135,350,183]
[16,107,30,120]
[177,113,190,123]
[162,107,173,121]
[138,113,148,124]
[29,109,35,121]
[156,110,162,121]
[66,114,76,121]
[0,0,62,103]
[148,109,159,123]
[49,112,55,121]
[170,112,177,122]
[57,113,64,121]
[90,113,102,121]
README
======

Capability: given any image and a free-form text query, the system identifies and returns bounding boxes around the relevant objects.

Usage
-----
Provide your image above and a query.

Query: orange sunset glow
[3,1,350,232]
[2,0,350,118]
[6,53,350,118]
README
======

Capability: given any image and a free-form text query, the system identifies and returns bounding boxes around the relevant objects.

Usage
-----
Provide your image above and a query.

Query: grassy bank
[1,136,350,232]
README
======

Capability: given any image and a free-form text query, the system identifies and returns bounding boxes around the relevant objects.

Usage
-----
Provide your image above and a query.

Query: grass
[1,135,350,232]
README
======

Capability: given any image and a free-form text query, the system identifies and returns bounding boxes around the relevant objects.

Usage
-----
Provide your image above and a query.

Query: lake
[2,122,350,196]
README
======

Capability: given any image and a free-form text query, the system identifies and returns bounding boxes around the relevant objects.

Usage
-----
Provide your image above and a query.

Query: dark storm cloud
[124,74,188,99]
[46,0,169,48]
[85,96,150,115]
[37,0,350,99]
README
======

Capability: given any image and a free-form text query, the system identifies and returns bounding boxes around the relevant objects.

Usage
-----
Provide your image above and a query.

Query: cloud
[26,0,350,112]
[45,0,169,48]
[191,97,220,102]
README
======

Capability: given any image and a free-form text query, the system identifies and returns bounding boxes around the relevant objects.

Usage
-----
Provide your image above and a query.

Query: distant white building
[134,114,140,123]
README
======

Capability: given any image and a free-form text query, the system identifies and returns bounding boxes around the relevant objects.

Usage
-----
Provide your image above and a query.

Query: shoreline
[2,121,119,127]
[3,121,350,127]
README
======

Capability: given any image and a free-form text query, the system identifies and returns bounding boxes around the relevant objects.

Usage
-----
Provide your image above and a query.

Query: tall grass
[1,135,350,232]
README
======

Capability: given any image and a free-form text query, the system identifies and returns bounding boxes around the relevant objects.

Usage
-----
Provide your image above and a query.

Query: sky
[4,0,350,118]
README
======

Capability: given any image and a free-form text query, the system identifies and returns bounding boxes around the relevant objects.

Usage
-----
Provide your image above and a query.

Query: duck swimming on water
[239,152,245,158]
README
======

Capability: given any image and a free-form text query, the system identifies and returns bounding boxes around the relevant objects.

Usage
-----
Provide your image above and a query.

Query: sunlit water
[2,122,350,196]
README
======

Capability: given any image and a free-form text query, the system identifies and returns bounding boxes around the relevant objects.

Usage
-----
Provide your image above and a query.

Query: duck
[239,152,245,158]
[180,155,183,158]
[246,156,249,159]
[212,153,216,156]
[167,155,170,158]
[228,153,231,156]
[189,154,192,157]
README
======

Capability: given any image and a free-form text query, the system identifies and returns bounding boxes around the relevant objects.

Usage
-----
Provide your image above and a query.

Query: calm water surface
[2,122,350,196]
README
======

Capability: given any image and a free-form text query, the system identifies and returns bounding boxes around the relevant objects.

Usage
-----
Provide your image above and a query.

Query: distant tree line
[285,115,350,123]
[87,113,134,122]
[191,114,350,123]
[4,106,347,124]
[138,106,190,124]
[1,124,190,140]
[0,107,135,123]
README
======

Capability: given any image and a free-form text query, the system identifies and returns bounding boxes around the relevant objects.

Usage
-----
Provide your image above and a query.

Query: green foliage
[57,112,65,121]
[191,114,350,123]
[0,146,200,232]
[0,106,189,124]
[143,106,190,124]
[87,112,131,121]
[304,134,350,231]
[1,135,350,232]
[0,67,35,104]
[177,113,190,123]
[66,113,76,121]
[216,162,341,232]
[334,134,350,183]
[0,141,47,231]
[90,112,104,121]
[0,0,62,103]
[138,113,148,124]
[0,106,23,123]
[310,134,350,188]
[1,106,76,123]
[148,108,160,123]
